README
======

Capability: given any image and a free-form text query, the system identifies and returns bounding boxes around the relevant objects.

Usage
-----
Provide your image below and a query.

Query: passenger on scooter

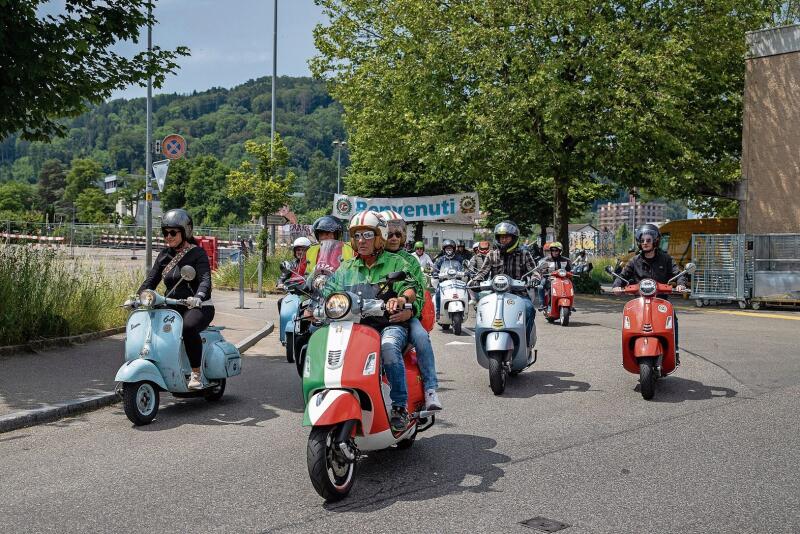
[433,239,460,318]
[467,241,492,307]
[471,221,537,342]
[413,241,435,271]
[532,242,572,310]
[456,241,472,262]
[135,209,214,390]
[325,210,422,431]
[277,236,311,314]
[379,211,442,410]
[301,215,354,276]
[612,224,687,362]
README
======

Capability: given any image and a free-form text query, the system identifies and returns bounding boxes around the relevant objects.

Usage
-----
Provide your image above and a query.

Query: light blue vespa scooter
[115,266,242,425]
[278,261,306,363]
[471,274,538,395]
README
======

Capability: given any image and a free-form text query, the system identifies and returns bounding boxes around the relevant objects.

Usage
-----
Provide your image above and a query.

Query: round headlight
[558,269,567,277]
[447,268,456,277]
[325,293,351,319]
[139,290,156,307]
[639,279,657,296]
[312,274,329,290]
[491,275,510,293]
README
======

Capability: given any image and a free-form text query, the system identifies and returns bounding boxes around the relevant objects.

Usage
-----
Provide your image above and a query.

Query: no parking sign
[161,134,187,160]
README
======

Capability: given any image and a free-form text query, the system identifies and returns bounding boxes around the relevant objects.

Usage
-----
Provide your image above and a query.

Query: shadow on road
[503,370,593,398]
[324,433,510,513]
[633,376,738,403]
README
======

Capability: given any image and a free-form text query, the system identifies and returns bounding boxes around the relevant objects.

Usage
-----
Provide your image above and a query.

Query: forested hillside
[0,76,345,224]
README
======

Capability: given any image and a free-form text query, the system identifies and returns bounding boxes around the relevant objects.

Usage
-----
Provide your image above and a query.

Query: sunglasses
[162,229,181,237]
[640,238,654,244]
[352,230,375,241]
[387,231,404,239]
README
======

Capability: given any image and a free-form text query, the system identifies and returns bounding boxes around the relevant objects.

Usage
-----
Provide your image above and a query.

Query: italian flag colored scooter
[302,272,436,501]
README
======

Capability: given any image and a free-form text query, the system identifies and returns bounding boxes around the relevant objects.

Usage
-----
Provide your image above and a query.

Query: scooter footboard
[303,389,362,428]
[115,359,168,390]
[634,336,663,358]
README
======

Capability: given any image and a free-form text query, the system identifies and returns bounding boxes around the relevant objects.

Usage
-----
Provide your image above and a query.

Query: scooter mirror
[279,260,293,274]
[685,262,697,274]
[386,271,407,282]
[604,265,614,275]
[180,265,196,281]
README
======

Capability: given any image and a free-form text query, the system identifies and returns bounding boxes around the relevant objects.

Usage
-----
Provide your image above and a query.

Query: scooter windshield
[308,240,347,293]
[323,267,382,300]
[437,259,463,275]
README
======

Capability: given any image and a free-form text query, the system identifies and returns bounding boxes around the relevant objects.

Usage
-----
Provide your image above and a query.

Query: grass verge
[212,252,291,293]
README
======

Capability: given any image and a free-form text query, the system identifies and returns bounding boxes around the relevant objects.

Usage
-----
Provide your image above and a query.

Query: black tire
[295,341,308,377]
[307,426,356,501]
[395,425,418,450]
[452,312,463,335]
[488,351,507,395]
[640,360,656,400]
[123,381,159,426]
[441,323,450,331]
[560,307,570,326]
[203,379,226,401]
[285,332,295,363]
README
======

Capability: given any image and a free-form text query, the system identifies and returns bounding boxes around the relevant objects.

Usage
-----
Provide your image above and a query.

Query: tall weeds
[212,252,290,292]
[0,245,137,346]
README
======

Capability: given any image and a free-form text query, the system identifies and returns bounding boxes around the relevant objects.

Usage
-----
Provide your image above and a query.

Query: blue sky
[42,0,328,100]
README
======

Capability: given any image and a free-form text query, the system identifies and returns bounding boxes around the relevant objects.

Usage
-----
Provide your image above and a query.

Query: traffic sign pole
[145,5,153,271]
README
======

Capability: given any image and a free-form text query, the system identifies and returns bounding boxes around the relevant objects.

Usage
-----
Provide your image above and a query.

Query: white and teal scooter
[115,266,242,425]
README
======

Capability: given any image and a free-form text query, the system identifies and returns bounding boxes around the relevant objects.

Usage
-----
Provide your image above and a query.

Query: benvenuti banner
[333,192,479,223]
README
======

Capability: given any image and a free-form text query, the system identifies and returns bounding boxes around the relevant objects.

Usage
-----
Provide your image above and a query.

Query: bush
[212,251,291,292]
[0,245,138,346]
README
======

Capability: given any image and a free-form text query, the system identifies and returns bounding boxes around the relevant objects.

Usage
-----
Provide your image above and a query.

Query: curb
[0,322,276,434]
[0,392,119,434]
[0,327,126,357]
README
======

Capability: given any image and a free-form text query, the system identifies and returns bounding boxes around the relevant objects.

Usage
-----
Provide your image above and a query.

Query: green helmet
[414,241,424,249]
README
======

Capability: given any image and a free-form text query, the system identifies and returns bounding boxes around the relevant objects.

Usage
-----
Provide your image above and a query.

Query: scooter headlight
[639,279,657,296]
[325,293,351,319]
[558,269,567,277]
[447,268,456,277]
[139,290,157,308]
[491,275,510,293]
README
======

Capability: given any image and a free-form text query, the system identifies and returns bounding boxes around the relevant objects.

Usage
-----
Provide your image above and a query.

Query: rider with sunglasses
[136,209,214,389]
[612,224,687,362]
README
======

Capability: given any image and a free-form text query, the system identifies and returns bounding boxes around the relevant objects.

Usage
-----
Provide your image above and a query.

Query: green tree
[227,135,295,255]
[304,151,337,210]
[615,223,631,253]
[0,0,188,141]
[37,159,66,216]
[64,159,103,202]
[74,187,112,223]
[184,155,248,227]
[0,181,37,212]
[11,156,36,183]
[159,158,191,211]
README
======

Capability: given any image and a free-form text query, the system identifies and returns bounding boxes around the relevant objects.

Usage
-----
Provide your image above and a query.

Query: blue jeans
[381,325,409,407]
[537,279,550,308]
[408,318,437,391]
[434,287,441,317]
[521,295,535,344]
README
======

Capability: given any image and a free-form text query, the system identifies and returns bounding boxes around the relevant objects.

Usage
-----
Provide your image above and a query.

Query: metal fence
[691,233,749,307]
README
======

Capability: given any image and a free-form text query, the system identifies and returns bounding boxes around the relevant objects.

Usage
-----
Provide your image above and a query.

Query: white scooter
[434,259,470,335]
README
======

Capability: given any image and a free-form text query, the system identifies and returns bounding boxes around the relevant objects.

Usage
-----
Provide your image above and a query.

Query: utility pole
[259,0,278,297]
[333,140,347,194]
[144,4,154,269]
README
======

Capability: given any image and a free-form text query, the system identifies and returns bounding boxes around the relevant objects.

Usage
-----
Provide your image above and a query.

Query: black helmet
[493,220,520,253]
[161,209,193,240]
[312,215,342,241]
[441,239,456,258]
[635,223,661,248]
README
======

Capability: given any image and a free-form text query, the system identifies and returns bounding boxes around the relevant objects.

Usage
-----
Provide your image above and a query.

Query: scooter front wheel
[488,351,507,395]
[285,332,295,363]
[559,307,570,326]
[639,359,656,400]
[307,425,356,501]
[123,381,159,425]
[452,312,463,335]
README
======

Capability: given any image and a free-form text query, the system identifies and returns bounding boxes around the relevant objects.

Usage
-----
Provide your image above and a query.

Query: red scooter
[606,263,695,400]
[541,269,575,326]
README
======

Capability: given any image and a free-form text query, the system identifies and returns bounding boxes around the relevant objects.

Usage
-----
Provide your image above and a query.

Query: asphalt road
[1,295,799,533]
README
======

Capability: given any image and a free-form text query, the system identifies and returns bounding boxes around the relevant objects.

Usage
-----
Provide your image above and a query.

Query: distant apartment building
[598,199,666,232]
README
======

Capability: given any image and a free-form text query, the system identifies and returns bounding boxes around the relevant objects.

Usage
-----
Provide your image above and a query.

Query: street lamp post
[333,140,347,194]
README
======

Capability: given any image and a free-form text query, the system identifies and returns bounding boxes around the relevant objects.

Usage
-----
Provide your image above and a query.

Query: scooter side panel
[115,358,168,390]
[279,294,301,344]
[304,390,361,427]
[203,340,242,379]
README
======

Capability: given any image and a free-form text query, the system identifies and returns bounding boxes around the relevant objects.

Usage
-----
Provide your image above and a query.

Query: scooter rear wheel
[285,332,295,363]
[307,425,356,501]
[488,351,507,395]
[203,379,226,401]
[639,360,656,400]
[123,381,159,426]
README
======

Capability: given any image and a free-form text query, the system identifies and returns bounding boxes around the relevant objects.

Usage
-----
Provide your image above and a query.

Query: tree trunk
[538,219,548,247]
[553,175,570,257]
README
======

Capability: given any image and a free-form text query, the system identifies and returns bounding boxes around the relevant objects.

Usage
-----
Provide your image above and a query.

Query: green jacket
[327,250,422,316]
[386,249,426,318]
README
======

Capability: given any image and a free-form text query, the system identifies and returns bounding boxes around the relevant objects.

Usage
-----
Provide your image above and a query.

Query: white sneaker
[425,389,442,411]
[187,372,203,390]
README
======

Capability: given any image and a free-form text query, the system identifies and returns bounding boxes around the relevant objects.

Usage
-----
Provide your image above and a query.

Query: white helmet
[378,209,406,234]
[292,237,312,249]
[349,210,388,251]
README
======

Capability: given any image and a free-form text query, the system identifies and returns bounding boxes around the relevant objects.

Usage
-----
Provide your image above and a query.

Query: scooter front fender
[115,358,168,390]
[447,300,465,313]
[558,298,572,308]
[485,331,514,353]
[303,389,362,428]
[634,336,663,358]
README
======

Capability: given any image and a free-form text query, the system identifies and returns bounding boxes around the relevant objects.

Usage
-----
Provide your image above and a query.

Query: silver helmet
[161,209,194,240]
